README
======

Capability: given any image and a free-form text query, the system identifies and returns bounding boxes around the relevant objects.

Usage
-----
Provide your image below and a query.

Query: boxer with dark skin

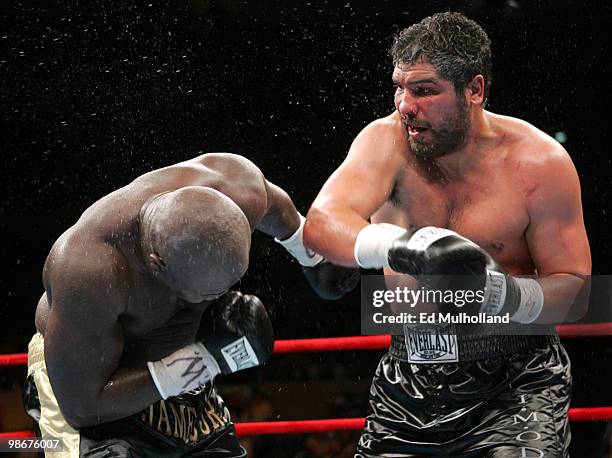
[36,153,290,422]
[27,152,354,457]
[304,12,590,457]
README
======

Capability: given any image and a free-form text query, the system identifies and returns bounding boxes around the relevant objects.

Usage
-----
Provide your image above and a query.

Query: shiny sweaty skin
[304,60,591,456]
[34,152,301,429]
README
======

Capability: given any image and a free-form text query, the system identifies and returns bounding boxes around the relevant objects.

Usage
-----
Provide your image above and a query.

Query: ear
[148,252,166,273]
[466,75,485,105]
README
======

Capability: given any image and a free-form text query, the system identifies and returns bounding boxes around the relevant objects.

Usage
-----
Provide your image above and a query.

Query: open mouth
[406,124,429,136]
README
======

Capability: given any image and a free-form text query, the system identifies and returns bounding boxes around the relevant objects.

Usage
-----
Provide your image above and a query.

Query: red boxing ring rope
[232,408,612,434]
[1,323,610,366]
[0,353,27,367]
[555,322,612,338]
[273,335,391,354]
[1,407,612,441]
[235,407,612,435]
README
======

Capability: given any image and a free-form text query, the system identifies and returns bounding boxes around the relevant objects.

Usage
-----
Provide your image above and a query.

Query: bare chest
[378,168,534,273]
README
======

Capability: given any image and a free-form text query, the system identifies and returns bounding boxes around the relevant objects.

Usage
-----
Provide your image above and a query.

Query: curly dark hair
[391,12,492,106]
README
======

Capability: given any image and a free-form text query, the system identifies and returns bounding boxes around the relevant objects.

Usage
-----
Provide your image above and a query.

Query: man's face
[392,60,470,158]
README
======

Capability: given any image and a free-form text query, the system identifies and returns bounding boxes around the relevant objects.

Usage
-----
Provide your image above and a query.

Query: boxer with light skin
[26,152,357,457]
[304,12,590,457]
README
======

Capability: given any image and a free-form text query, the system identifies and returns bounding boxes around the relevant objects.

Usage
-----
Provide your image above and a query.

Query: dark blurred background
[1,0,611,456]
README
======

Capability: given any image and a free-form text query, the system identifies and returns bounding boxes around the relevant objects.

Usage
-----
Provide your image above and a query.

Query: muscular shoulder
[493,114,573,176]
[492,113,579,200]
[189,152,268,225]
[349,112,408,166]
[45,232,128,315]
[194,152,264,179]
[133,152,265,193]
[357,112,405,146]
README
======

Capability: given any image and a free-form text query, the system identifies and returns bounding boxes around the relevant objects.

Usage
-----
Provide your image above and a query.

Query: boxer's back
[69,152,268,238]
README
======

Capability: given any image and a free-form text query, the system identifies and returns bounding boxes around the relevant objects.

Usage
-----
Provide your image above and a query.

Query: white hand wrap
[275,214,324,267]
[480,273,544,323]
[480,270,508,316]
[354,223,408,269]
[511,278,544,324]
[147,342,221,400]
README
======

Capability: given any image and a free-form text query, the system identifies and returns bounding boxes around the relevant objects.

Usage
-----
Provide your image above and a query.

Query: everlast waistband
[390,325,559,363]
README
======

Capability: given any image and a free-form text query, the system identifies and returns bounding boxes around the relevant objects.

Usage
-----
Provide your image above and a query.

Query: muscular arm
[44,260,160,428]
[304,119,405,266]
[524,146,591,323]
[256,180,301,240]
[198,153,301,239]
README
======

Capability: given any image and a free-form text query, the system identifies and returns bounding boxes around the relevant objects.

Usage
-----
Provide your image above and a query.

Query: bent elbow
[304,207,324,247]
[304,207,339,255]
[564,276,591,323]
[58,401,100,429]
[565,299,588,323]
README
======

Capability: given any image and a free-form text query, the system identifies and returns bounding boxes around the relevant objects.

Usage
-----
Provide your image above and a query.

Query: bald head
[139,187,251,302]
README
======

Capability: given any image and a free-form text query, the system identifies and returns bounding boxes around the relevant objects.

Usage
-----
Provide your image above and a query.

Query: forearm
[61,366,160,428]
[257,181,301,240]
[304,204,368,267]
[535,273,590,323]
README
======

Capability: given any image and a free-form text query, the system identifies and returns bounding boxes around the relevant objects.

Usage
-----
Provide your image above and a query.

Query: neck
[433,107,495,181]
[117,219,152,277]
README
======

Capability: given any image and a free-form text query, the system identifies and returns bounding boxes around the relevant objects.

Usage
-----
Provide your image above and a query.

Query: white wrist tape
[354,223,407,269]
[480,270,508,316]
[147,342,221,400]
[510,278,544,324]
[275,214,323,267]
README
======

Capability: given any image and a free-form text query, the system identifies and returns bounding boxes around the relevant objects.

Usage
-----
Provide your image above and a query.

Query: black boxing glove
[354,225,543,323]
[354,225,486,275]
[355,225,485,306]
[198,291,274,374]
[147,291,274,399]
[301,261,360,300]
[388,228,487,277]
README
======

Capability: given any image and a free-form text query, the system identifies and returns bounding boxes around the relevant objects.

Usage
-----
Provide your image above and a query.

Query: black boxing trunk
[356,331,571,457]
[24,333,246,458]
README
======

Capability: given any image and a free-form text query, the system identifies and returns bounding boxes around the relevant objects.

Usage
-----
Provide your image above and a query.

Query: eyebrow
[392,77,439,86]
[407,78,438,85]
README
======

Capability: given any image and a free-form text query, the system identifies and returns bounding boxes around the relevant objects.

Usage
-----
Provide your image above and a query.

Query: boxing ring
[0,322,611,440]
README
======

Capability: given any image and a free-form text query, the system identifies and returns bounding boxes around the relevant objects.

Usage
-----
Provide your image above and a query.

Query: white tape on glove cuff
[354,223,407,269]
[275,214,323,267]
[147,342,220,400]
[511,278,544,324]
